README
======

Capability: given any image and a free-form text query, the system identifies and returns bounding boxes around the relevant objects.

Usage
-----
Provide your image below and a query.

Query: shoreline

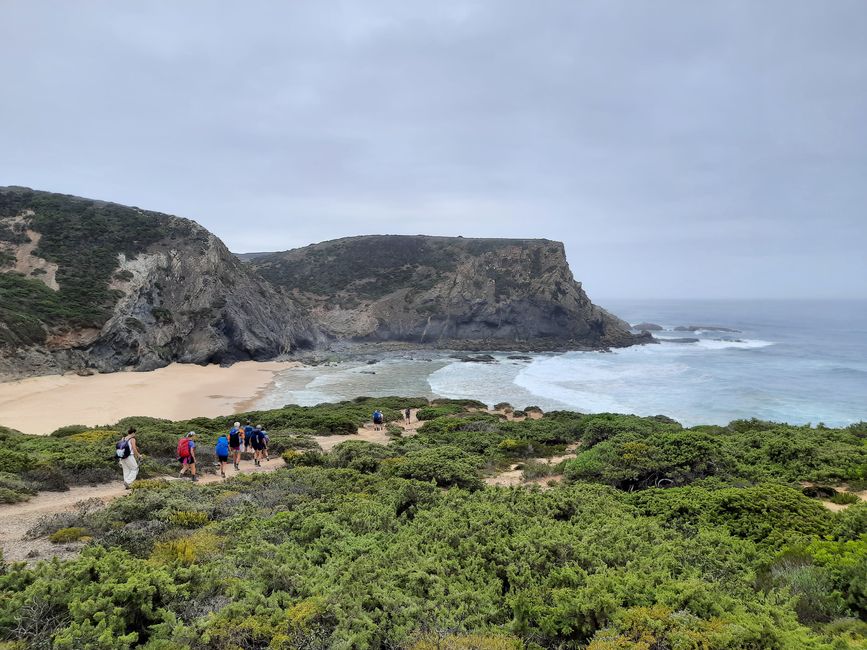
[0,360,299,435]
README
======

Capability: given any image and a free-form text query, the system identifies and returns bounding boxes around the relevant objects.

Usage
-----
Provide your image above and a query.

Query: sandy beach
[0,360,298,435]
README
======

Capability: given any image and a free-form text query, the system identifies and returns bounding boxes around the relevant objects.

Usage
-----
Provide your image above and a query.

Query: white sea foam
[693,338,774,350]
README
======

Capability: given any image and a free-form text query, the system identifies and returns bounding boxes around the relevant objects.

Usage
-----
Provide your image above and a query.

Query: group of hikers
[116,409,410,488]
[115,420,271,489]
[373,407,412,431]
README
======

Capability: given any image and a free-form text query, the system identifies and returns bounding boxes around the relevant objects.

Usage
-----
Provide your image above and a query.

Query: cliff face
[250,235,644,350]
[0,187,317,379]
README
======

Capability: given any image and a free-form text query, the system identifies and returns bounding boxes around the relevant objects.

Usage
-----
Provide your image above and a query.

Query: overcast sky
[2,1,866,299]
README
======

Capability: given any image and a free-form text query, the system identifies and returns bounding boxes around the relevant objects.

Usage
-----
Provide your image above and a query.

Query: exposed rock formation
[632,322,663,331]
[0,187,317,379]
[250,235,647,351]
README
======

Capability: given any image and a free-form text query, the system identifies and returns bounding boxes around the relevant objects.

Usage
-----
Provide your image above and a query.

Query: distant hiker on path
[404,408,411,424]
[215,432,230,478]
[372,409,383,431]
[116,427,142,489]
[178,431,199,481]
[229,421,243,470]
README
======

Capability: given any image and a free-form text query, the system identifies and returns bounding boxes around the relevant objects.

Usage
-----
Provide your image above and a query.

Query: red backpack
[177,437,192,459]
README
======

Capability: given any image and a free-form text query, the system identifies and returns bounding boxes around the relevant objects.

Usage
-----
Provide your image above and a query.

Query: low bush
[166,510,210,528]
[282,450,327,468]
[830,492,861,505]
[416,405,466,420]
[48,527,88,544]
[49,424,90,438]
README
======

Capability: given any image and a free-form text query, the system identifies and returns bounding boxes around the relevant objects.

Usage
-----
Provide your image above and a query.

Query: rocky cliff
[0,187,317,379]
[250,235,645,351]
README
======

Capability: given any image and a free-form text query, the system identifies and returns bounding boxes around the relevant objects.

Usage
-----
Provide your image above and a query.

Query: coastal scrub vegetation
[1,402,866,648]
[0,188,202,345]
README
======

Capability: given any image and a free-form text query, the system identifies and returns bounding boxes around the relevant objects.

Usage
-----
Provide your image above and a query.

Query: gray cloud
[2,0,865,299]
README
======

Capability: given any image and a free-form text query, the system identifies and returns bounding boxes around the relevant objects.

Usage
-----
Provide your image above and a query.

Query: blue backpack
[215,436,229,456]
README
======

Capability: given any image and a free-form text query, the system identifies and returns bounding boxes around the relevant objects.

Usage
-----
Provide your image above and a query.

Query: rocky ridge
[0,189,648,380]
[249,235,647,351]
[0,187,317,379]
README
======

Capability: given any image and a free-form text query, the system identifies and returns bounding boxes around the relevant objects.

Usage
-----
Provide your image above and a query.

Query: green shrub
[49,424,90,438]
[385,446,483,490]
[329,440,392,473]
[282,450,327,467]
[166,510,210,528]
[830,492,861,505]
[48,527,88,543]
[416,405,466,420]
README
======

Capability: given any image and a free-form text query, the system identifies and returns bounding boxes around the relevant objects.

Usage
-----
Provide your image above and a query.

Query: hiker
[243,421,255,452]
[229,421,243,470]
[116,427,142,489]
[215,431,230,478]
[372,409,383,431]
[249,425,266,466]
[261,426,271,461]
[404,407,411,424]
[177,431,199,481]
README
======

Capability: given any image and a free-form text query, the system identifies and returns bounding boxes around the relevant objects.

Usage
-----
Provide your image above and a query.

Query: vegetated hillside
[250,235,646,350]
[0,187,318,378]
[2,403,865,648]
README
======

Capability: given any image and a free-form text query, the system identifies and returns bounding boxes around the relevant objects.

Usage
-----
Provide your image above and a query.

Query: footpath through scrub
[0,408,424,563]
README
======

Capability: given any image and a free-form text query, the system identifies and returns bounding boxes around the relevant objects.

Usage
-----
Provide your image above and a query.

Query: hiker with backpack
[261,427,271,461]
[215,432,230,478]
[229,421,243,470]
[372,409,384,431]
[178,431,199,481]
[116,427,142,489]
[404,407,411,424]
[243,421,255,452]
[248,425,266,466]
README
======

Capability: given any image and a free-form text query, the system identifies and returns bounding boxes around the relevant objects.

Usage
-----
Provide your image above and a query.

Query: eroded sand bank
[0,360,298,435]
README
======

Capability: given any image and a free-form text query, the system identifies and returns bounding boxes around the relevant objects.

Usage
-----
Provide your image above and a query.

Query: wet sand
[0,360,299,435]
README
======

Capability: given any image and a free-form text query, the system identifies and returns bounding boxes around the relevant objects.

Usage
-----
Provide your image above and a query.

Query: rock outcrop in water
[249,235,647,351]
[0,187,317,379]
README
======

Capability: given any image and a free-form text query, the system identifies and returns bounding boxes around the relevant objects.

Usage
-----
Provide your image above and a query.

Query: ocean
[255,300,867,427]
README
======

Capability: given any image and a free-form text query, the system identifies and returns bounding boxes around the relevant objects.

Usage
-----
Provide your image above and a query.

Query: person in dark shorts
[404,407,411,424]
[178,431,198,481]
[215,432,230,478]
[249,425,266,466]
[229,421,243,470]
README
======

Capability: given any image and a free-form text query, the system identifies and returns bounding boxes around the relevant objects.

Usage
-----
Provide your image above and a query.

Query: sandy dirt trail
[0,410,423,562]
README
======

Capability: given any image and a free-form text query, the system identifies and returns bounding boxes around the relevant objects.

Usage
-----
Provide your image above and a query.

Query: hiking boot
[191,475,199,482]
[234,463,239,470]
[221,471,226,478]
[123,481,130,490]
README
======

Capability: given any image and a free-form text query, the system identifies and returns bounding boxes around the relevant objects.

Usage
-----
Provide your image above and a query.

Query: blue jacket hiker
[215,434,230,478]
